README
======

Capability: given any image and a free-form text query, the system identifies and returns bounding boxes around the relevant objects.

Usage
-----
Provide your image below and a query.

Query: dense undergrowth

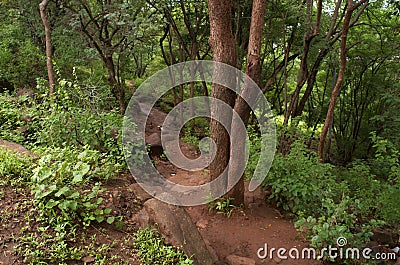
[0,88,192,264]
[245,122,399,263]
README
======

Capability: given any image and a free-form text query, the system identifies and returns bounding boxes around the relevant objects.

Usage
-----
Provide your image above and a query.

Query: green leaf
[96,197,104,204]
[45,199,59,209]
[67,191,80,199]
[72,163,90,183]
[72,171,83,183]
[58,200,69,211]
[115,221,124,229]
[55,186,70,197]
[68,201,78,211]
[106,216,115,224]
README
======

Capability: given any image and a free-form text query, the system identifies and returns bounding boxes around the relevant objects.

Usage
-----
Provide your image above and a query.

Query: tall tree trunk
[227,0,266,206]
[39,0,55,95]
[207,0,237,197]
[318,0,368,161]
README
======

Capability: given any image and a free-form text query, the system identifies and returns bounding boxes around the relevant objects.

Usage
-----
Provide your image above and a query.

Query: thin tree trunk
[105,56,126,114]
[227,0,266,206]
[39,0,55,95]
[294,47,330,116]
[318,0,368,161]
[288,0,368,121]
[284,0,321,124]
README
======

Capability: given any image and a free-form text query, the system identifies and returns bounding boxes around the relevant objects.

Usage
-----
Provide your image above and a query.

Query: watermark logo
[336,236,347,247]
[257,237,397,261]
[122,60,276,206]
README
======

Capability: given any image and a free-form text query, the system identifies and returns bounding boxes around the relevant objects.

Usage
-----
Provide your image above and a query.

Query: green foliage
[208,196,237,217]
[376,184,400,225]
[37,87,124,156]
[0,94,37,145]
[181,118,210,150]
[135,226,194,265]
[369,132,400,182]
[264,141,345,216]
[34,146,121,181]
[0,148,34,184]
[31,147,115,226]
[181,133,199,147]
[245,125,262,180]
[0,12,45,87]
[295,196,383,261]
[332,161,380,217]
[16,222,84,264]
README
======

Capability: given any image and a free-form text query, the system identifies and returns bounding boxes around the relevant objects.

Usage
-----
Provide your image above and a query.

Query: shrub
[263,141,345,216]
[31,147,116,226]
[295,196,383,262]
[376,184,400,225]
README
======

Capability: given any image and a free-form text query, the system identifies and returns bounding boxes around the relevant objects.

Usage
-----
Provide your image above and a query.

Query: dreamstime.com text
[257,237,397,261]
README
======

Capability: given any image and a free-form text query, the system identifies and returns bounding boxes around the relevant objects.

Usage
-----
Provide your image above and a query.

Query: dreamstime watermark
[122,60,276,206]
[257,237,397,261]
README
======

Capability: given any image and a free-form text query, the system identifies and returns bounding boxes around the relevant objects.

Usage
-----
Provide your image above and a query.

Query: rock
[143,198,214,265]
[81,256,95,263]
[0,140,38,159]
[131,208,150,229]
[16,88,35,99]
[225,255,255,265]
[371,229,395,247]
[145,132,163,156]
[204,239,220,263]
[196,219,209,229]
[128,183,153,202]
[145,132,162,147]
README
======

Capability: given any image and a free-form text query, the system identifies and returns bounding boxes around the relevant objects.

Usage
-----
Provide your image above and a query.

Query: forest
[0,0,399,264]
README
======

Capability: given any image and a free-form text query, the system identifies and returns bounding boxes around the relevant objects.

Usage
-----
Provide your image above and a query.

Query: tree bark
[207,0,237,197]
[227,0,266,206]
[39,0,55,95]
[105,56,126,114]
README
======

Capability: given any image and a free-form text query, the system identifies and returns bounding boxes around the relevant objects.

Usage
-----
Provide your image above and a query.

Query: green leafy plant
[263,141,344,216]
[135,226,194,265]
[0,93,39,145]
[16,222,84,264]
[208,196,237,217]
[295,196,383,261]
[30,147,114,226]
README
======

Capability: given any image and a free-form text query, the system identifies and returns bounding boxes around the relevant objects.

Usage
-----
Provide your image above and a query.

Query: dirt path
[145,106,322,265]
[155,157,321,265]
